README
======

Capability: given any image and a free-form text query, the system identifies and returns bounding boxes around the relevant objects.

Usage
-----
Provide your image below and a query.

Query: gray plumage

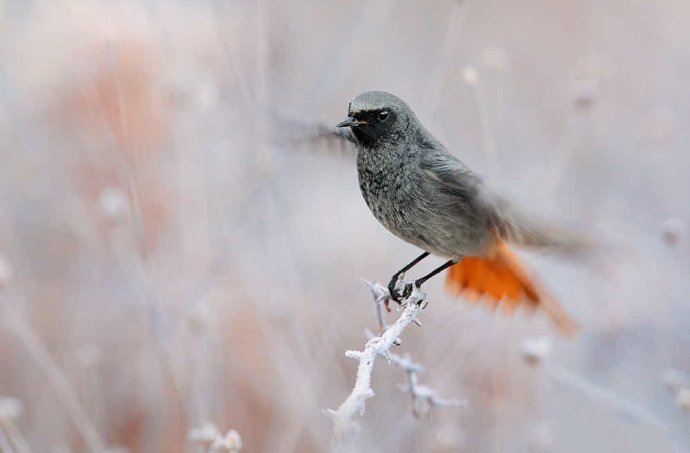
[338,91,587,259]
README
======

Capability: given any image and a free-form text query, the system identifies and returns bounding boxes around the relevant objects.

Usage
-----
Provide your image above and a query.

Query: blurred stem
[421,0,467,112]
[1,295,107,453]
[0,418,33,453]
[0,428,14,453]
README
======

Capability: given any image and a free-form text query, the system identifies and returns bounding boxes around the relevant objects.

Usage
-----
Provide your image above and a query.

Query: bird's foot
[401,280,423,298]
[401,282,414,299]
[388,274,429,308]
[389,290,404,304]
[402,281,429,309]
[387,273,405,304]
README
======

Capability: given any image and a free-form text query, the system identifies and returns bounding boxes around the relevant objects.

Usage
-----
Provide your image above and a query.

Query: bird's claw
[387,274,405,304]
[402,282,414,299]
[388,289,404,304]
[392,281,420,303]
[388,274,426,305]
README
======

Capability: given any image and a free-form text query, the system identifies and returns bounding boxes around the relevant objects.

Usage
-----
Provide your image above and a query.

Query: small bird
[336,91,587,335]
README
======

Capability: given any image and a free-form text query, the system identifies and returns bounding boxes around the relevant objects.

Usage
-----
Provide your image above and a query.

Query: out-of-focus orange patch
[54,38,172,250]
[60,39,168,155]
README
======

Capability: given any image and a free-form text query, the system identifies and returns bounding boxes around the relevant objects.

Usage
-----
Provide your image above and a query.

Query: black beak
[336,117,365,128]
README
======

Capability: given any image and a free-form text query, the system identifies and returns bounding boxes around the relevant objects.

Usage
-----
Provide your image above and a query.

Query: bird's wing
[419,145,591,252]
[312,122,359,146]
[270,108,358,156]
[286,120,358,145]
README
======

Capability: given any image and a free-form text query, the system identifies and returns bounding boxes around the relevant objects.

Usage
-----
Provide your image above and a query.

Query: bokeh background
[1,0,689,452]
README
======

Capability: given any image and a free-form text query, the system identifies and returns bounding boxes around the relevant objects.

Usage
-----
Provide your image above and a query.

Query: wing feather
[419,145,591,252]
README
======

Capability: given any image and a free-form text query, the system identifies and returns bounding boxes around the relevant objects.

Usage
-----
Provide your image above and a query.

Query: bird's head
[336,91,416,146]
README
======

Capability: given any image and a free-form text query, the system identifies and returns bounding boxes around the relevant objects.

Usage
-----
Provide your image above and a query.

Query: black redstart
[337,91,584,334]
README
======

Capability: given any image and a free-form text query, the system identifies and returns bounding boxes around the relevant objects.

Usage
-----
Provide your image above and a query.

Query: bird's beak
[336,117,365,128]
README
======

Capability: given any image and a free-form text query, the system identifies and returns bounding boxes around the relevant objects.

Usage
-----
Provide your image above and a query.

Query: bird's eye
[378,110,389,121]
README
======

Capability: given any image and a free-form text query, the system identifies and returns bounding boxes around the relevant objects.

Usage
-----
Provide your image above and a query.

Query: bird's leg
[388,252,430,304]
[401,258,461,300]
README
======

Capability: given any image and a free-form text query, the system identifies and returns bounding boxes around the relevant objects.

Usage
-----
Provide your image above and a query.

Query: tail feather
[445,241,577,335]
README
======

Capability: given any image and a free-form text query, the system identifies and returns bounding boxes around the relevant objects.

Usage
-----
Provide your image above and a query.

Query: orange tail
[445,240,577,335]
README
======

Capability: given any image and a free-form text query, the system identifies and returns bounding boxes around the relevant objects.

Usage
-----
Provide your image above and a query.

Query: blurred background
[0,0,689,452]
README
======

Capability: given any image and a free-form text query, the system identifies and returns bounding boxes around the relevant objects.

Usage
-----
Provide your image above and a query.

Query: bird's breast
[357,151,432,244]
[356,148,493,257]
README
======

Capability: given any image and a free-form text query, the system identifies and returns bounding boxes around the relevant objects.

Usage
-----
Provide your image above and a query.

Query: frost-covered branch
[326,279,464,437]
[366,296,465,418]
[325,281,426,437]
[386,348,466,416]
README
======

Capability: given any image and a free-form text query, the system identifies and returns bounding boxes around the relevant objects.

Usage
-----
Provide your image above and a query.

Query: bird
[335,90,588,335]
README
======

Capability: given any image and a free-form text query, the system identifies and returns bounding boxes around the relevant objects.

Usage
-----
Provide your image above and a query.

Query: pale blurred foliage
[0,0,689,452]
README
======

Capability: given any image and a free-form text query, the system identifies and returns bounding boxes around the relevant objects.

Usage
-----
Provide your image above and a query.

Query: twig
[399,363,466,417]
[364,313,465,416]
[366,280,390,332]
[325,282,426,437]
[362,333,466,417]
